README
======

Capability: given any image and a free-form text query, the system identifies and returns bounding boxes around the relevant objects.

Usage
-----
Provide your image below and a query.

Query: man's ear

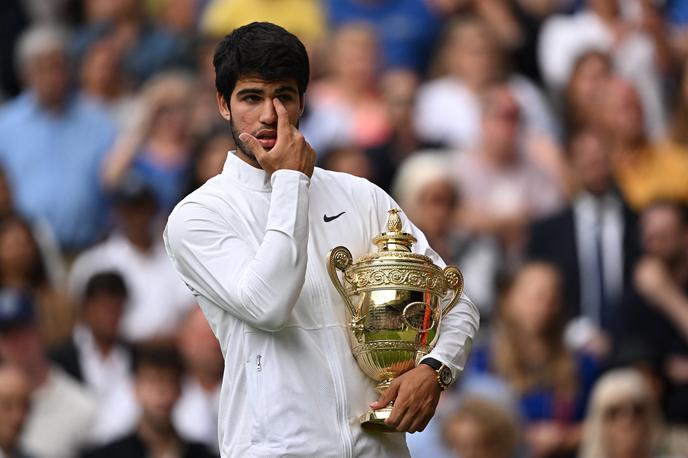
[299,93,306,117]
[217,92,231,121]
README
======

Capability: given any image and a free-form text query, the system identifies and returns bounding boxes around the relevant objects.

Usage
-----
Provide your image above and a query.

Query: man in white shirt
[69,173,195,342]
[164,22,479,457]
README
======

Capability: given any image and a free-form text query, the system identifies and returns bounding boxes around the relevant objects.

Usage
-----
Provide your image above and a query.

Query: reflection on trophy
[327,208,464,432]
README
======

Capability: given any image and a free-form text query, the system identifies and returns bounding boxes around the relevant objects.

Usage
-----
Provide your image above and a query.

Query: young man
[82,345,217,458]
[164,22,479,457]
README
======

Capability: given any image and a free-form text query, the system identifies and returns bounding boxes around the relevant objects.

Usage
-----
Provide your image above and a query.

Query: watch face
[439,366,453,387]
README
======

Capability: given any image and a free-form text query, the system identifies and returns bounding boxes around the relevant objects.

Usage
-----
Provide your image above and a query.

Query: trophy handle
[440,266,464,318]
[327,246,358,318]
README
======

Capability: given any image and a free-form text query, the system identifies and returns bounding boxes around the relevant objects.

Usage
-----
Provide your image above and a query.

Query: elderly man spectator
[0,25,116,252]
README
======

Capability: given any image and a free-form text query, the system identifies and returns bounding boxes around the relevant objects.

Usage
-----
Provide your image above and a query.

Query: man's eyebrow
[274,86,298,95]
[235,87,265,97]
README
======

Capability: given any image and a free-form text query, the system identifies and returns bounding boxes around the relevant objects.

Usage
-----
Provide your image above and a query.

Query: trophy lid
[372,209,417,253]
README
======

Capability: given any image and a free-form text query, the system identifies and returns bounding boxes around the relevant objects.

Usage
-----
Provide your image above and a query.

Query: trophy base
[360,405,399,433]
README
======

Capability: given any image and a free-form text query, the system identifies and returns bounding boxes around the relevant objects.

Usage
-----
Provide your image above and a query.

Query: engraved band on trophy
[327,208,464,432]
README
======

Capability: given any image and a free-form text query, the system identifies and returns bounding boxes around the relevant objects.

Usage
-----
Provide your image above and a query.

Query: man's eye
[243,95,260,103]
[278,95,294,103]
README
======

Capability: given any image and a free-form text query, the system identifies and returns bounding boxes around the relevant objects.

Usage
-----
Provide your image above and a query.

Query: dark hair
[132,344,184,378]
[213,22,310,104]
[83,271,128,301]
[0,216,47,288]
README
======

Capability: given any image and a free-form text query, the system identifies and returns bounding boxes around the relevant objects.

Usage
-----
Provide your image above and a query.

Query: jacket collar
[222,150,272,192]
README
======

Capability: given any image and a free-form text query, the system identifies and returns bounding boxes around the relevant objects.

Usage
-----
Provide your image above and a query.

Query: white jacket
[164,152,480,457]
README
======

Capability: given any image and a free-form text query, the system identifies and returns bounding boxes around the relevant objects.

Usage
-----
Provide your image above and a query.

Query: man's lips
[255,130,276,149]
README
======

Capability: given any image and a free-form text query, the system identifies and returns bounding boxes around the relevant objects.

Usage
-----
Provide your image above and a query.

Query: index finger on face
[273,98,290,136]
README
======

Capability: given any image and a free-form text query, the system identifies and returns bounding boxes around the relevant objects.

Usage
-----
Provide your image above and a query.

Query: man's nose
[259,99,277,125]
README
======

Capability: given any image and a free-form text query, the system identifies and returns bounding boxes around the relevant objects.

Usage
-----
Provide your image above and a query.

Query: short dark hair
[132,344,184,378]
[83,271,128,301]
[213,22,310,104]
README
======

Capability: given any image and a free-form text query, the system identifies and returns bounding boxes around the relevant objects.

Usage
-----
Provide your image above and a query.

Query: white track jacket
[164,152,480,457]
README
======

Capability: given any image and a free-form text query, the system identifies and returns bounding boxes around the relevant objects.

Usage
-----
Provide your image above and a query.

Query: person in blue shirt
[324,0,445,74]
[0,25,116,252]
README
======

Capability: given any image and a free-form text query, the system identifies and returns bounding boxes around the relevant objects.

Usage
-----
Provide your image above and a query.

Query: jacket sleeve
[163,170,311,332]
[371,183,480,380]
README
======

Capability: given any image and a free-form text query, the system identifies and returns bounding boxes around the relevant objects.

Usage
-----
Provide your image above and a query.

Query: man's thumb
[239,133,265,160]
[370,382,398,410]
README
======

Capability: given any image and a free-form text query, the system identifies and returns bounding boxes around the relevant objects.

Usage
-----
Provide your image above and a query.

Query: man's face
[25,49,70,109]
[135,365,181,430]
[83,294,125,344]
[641,206,685,263]
[571,131,612,196]
[216,77,303,166]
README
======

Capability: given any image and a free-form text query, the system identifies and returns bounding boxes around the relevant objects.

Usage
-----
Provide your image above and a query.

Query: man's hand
[239,98,315,177]
[369,364,442,433]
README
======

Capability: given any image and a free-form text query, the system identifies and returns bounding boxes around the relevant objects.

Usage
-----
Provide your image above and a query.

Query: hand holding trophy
[327,208,464,432]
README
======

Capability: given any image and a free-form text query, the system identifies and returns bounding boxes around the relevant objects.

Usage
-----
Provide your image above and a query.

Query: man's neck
[235,148,261,169]
[137,419,180,458]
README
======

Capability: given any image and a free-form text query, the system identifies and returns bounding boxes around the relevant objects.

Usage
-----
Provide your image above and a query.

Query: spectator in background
[323,0,446,74]
[415,15,558,151]
[393,152,502,318]
[173,307,223,453]
[0,217,74,347]
[539,0,669,139]
[78,36,136,130]
[441,396,521,458]
[666,59,688,153]
[49,271,137,446]
[579,368,674,458]
[0,25,116,252]
[82,345,217,458]
[186,127,234,193]
[527,128,639,360]
[201,0,325,53]
[0,169,65,290]
[632,202,688,434]
[562,50,612,135]
[187,36,226,139]
[301,23,390,154]
[365,69,444,193]
[0,290,96,458]
[102,71,196,214]
[598,78,688,210]
[453,83,564,260]
[319,145,375,182]
[0,364,33,458]
[466,262,599,457]
[69,173,194,343]
[71,0,188,86]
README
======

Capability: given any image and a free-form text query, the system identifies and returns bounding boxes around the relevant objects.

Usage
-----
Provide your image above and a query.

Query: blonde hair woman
[580,368,671,458]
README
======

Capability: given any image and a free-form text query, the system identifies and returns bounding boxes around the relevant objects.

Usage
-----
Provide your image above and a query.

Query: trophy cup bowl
[327,209,463,432]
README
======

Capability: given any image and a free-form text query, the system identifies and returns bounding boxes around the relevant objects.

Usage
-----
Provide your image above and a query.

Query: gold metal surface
[327,209,464,432]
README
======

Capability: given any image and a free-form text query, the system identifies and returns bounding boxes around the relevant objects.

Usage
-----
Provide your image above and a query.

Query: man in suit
[527,128,639,359]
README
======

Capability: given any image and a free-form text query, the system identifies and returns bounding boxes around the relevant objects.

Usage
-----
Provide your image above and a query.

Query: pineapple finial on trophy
[387,208,402,233]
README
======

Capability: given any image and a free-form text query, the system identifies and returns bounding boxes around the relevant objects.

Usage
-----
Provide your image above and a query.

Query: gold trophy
[327,209,464,431]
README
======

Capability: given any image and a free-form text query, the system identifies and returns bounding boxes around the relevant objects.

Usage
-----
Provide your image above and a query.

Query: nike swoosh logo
[323,211,346,223]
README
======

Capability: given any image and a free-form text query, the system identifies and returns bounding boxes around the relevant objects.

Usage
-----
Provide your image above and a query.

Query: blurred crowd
[1,0,688,457]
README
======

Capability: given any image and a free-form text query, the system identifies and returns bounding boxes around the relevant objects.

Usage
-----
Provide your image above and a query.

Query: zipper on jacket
[309,263,354,458]
[256,355,262,372]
